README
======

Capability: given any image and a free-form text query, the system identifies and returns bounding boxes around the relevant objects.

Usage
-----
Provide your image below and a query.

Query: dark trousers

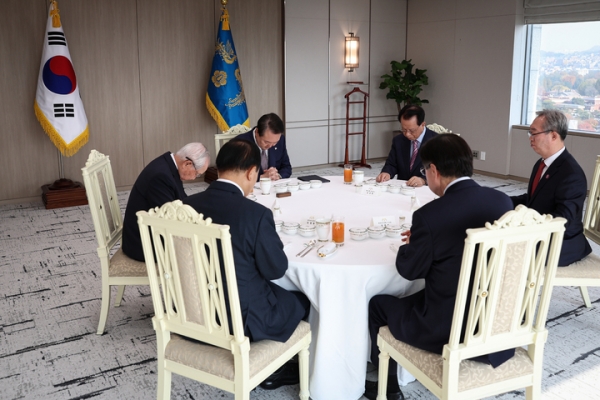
[291,290,311,321]
[368,295,400,377]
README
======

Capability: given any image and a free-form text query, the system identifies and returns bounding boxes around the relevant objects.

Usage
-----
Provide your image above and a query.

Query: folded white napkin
[318,242,337,257]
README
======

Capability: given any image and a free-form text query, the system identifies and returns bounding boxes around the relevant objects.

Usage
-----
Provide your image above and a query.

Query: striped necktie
[531,161,546,194]
[409,140,418,171]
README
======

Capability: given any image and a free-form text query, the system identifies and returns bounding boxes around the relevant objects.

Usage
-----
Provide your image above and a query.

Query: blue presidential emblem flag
[206,6,250,132]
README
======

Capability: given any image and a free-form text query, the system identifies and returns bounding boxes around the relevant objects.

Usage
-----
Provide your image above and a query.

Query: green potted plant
[379,59,429,110]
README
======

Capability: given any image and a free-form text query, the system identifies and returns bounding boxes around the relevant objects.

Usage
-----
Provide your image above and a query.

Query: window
[523,21,600,134]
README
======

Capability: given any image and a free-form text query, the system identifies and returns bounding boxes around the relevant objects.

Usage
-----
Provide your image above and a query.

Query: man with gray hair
[122,143,209,261]
[511,109,591,265]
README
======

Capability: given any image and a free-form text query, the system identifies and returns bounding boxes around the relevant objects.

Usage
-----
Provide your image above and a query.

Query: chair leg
[377,349,390,400]
[579,286,592,308]
[156,363,171,400]
[298,347,310,400]
[114,285,126,307]
[97,282,111,335]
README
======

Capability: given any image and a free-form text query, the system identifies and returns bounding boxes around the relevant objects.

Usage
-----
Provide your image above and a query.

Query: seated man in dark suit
[122,143,209,261]
[376,105,437,187]
[236,112,291,181]
[183,138,310,389]
[365,135,514,400]
[511,109,591,266]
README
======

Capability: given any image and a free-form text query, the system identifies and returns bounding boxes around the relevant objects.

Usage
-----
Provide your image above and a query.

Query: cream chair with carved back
[554,154,600,308]
[137,200,311,400]
[81,150,149,335]
[375,205,565,400]
[205,124,251,184]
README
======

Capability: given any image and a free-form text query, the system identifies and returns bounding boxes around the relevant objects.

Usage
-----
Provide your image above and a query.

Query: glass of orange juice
[343,164,353,184]
[332,215,345,246]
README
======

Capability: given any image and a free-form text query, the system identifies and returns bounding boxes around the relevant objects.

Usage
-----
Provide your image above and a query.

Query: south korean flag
[34,0,88,157]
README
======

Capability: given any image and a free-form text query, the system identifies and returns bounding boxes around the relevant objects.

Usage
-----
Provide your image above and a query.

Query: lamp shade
[345,33,359,71]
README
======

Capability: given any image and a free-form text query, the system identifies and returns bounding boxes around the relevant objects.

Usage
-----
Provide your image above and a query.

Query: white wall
[406,0,599,187]
[285,0,406,168]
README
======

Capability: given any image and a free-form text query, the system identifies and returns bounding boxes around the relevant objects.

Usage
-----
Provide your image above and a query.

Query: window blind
[524,0,600,24]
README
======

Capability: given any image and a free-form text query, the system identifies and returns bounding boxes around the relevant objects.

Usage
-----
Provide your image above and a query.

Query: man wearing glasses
[122,143,210,262]
[376,105,437,187]
[511,109,591,266]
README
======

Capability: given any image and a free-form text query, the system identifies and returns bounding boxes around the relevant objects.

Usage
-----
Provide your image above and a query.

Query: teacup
[282,222,299,235]
[367,225,386,239]
[299,181,311,190]
[349,227,368,241]
[274,183,288,194]
[287,182,300,192]
[298,224,316,237]
[388,185,401,194]
[385,225,402,238]
[310,180,322,189]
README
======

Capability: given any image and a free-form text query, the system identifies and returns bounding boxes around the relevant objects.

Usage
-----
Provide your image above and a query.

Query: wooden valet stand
[339,85,371,169]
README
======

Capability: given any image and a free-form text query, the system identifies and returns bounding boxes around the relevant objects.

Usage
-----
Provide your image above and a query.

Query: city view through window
[525,21,600,134]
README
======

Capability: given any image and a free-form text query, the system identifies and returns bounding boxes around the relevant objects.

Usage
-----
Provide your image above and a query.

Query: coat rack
[339,86,371,169]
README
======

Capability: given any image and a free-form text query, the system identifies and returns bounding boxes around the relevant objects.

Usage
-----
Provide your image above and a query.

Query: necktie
[531,160,546,194]
[409,140,419,171]
[261,149,268,171]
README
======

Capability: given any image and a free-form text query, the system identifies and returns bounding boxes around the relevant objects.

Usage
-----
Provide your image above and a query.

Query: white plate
[317,243,338,259]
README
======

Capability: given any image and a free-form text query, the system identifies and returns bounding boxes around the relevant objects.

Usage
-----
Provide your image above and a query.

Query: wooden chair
[137,200,311,400]
[81,150,148,335]
[554,154,600,308]
[375,205,566,400]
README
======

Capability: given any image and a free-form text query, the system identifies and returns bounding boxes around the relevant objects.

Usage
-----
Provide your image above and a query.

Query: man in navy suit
[122,143,209,262]
[183,138,310,389]
[511,109,591,266]
[365,135,514,400]
[236,113,291,181]
[376,105,437,187]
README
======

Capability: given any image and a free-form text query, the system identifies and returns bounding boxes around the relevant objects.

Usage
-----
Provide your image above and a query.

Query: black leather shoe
[259,362,300,390]
[363,379,404,400]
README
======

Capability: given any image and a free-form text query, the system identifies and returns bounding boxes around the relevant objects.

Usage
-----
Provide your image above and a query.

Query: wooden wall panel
[0,0,285,203]
[220,0,284,124]
[137,0,215,163]
[58,0,142,187]
[0,0,56,202]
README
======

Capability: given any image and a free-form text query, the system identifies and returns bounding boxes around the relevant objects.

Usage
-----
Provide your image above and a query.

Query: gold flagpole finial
[50,0,62,28]
[221,0,228,6]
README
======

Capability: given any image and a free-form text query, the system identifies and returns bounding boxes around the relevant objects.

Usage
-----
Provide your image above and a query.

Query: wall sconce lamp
[345,32,359,72]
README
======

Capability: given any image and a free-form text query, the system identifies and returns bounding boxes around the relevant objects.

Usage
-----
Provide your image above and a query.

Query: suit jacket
[390,179,514,366]
[122,152,187,261]
[237,128,292,179]
[380,128,438,180]
[183,181,305,342]
[511,149,591,266]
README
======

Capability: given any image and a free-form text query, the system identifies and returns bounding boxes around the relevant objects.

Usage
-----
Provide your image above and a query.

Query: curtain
[524,0,600,23]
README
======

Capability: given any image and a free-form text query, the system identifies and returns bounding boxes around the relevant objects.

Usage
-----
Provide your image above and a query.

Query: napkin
[318,242,337,258]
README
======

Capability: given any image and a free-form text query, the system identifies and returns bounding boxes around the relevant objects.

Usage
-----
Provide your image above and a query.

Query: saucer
[317,242,338,259]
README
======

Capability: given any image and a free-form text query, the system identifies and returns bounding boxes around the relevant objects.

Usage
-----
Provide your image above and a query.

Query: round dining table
[252,176,436,400]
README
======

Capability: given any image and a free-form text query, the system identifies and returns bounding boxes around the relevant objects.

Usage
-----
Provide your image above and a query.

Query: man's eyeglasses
[527,129,551,138]
[401,127,420,135]
[419,164,431,176]
[186,157,202,178]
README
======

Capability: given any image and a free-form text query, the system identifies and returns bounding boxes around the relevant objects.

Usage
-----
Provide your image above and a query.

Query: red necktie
[531,160,546,194]
[409,140,418,171]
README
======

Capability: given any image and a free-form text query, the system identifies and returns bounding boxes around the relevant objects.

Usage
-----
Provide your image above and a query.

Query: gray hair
[176,143,209,169]
[536,109,568,141]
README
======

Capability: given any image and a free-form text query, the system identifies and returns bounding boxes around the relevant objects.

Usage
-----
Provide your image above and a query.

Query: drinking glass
[332,215,345,246]
[344,164,353,184]
[353,170,364,185]
[316,218,331,242]
[259,177,271,195]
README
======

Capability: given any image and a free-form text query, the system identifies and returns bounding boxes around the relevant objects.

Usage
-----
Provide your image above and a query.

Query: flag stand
[41,151,88,209]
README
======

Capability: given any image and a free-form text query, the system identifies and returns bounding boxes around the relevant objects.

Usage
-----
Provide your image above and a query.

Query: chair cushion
[379,326,533,392]
[557,253,600,279]
[164,320,310,380]
[109,248,147,277]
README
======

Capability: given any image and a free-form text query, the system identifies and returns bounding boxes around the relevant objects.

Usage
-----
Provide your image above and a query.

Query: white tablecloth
[255,176,435,400]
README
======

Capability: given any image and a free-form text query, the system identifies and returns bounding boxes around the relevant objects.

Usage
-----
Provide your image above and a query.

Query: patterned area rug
[1,163,598,400]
